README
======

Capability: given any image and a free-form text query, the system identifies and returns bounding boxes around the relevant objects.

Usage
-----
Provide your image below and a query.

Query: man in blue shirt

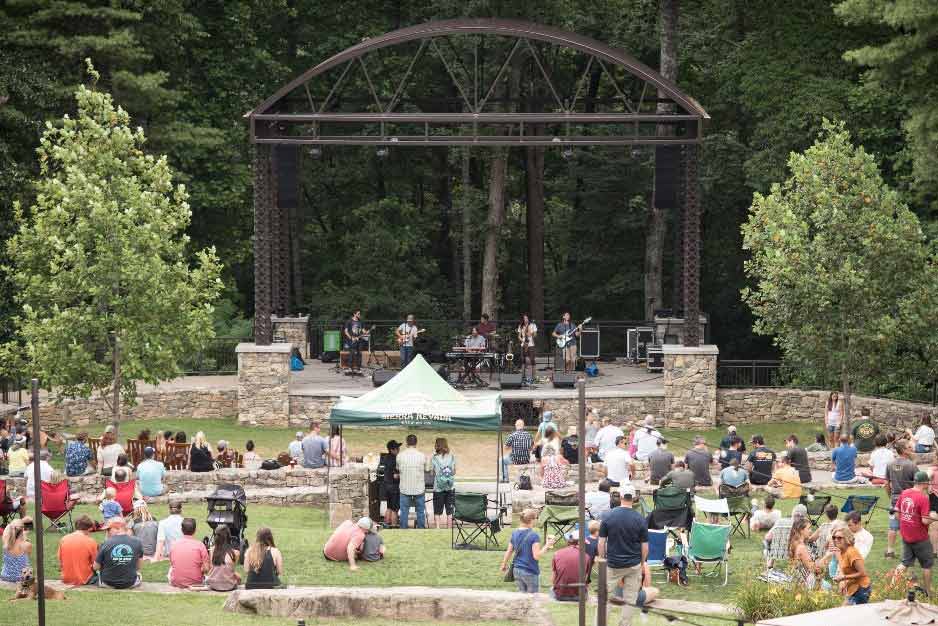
[599,486,648,626]
[136,447,166,497]
[301,421,329,469]
[832,435,869,484]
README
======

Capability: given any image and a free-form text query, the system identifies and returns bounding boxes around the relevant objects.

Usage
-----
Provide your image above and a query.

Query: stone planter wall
[663,345,719,429]
[236,343,291,426]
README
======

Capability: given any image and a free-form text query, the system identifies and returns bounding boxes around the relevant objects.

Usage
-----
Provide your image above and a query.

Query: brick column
[236,343,292,426]
[272,316,310,360]
[663,344,718,429]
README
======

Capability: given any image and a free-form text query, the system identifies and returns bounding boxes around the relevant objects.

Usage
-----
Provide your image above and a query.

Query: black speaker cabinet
[372,369,397,387]
[655,145,680,209]
[320,351,339,363]
[647,348,664,373]
[499,373,524,390]
[579,329,600,359]
[552,372,578,389]
[275,145,299,209]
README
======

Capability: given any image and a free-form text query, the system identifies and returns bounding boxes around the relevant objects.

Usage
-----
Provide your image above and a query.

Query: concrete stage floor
[289,357,664,399]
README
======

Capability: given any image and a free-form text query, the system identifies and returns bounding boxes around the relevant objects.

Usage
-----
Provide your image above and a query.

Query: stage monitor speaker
[275,145,299,209]
[552,372,578,389]
[320,351,339,363]
[579,329,600,359]
[655,145,680,209]
[647,348,664,373]
[499,373,524,390]
[372,369,397,387]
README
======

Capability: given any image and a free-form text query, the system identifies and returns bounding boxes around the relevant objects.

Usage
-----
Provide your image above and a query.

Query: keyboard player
[464,327,487,350]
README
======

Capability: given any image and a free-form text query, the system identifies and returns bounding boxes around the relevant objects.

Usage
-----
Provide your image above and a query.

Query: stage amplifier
[552,372,578,389]
[372,369,397,387]
[499,373,524,390]
[579,328,600,359]
[647,347,664,373]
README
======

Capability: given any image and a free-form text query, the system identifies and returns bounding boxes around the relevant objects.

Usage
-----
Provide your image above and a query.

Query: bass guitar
[555,316,592,349]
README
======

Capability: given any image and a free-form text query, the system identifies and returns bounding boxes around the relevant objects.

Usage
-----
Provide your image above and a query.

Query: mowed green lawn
[6,485,900,625]
[47,416,829,478]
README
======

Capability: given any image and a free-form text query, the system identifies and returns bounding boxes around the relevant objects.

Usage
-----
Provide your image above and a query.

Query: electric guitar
[396,327,426,346]
[345,325,375,349]
[555,316,592,349]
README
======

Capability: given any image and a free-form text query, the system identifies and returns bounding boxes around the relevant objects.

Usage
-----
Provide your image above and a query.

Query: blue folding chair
[840,495,879,525]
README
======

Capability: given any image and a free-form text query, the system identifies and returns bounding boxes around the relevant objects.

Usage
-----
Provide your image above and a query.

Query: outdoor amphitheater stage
[289,357,664,400]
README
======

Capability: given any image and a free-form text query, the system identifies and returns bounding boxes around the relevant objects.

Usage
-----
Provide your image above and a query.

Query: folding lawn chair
[694,495,729,520]
[647,527,686,581]
[106,479,137,517]
[539,504,579,540]
[726,496,750,538]
[798,494,832,527]
[841,495,879,525]
[40,480,76,533]
[687,521,731,586]
[763,517,793,569]
[452,492,501,551]
[648,485,693,530]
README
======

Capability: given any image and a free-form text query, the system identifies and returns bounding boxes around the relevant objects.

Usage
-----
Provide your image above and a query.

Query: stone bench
[223,587,550,624]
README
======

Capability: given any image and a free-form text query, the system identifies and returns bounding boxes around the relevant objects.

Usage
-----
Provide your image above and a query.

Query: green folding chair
[799,494,832,527]
[726,496,750,538]
[452,492,501,551]
[687,521,731,586]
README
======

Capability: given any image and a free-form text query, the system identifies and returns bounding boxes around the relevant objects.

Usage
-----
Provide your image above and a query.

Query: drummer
[477,313,497,339]
[464,327,487,351]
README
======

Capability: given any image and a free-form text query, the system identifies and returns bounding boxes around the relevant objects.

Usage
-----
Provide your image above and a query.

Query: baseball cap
[727,425,737,433]
[542,411,554,421]
[563,529,580,542]
[619,484,636,500]
[915,471,930,484]
[357,516,373,530]
[296,431,304,438]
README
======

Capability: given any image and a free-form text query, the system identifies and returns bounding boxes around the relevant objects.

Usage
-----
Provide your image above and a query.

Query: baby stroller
[205,484,249,564]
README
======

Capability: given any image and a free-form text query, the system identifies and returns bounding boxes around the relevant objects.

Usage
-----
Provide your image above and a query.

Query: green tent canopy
[329,354,502,430]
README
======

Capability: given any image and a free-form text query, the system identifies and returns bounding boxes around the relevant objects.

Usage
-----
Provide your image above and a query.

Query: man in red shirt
[168,518,210,588]
[897,471,938,591]
[551,529,592,600]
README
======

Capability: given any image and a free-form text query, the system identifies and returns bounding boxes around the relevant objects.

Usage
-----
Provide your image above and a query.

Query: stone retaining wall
[717,388,935,429]
[35,389,237,430]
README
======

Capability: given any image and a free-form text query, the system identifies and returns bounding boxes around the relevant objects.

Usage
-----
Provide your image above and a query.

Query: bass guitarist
[552,311,580,373]
[396,314,424,368]
[343,309,369,373]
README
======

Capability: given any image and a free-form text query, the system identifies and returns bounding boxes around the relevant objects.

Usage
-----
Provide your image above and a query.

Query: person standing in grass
[397,434,429,529]
[431,437,456,529]
[825,391,843,448]
[885,441,918,558]
[598,486,648,626]
[500,508,556,593]
[896,471,938,592]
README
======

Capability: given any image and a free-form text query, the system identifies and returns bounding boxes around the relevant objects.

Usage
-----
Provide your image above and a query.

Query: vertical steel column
[271,147,291,316]
[253,144,273,345]
[682,143,700,347]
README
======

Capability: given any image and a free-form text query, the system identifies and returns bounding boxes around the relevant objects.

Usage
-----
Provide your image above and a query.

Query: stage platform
[289,358,664,400]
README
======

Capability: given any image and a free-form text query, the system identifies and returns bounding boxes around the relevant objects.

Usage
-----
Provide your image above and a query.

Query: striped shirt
[505,430,533,464]
[397,447,428,496]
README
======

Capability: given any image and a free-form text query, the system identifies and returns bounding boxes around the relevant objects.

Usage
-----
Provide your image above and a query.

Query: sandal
[884,550,896,558]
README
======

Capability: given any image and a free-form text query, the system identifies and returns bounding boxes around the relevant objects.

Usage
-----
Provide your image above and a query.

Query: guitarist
[343,309,367,373]
[552,311,580,373]
[395,314,421,367]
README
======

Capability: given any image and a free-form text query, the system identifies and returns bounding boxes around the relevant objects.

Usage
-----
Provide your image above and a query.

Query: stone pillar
[272,316,309,360]
[663,344,718,429]
[236,343,292,426]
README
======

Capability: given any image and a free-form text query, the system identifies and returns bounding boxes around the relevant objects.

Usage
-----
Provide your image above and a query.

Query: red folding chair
[106,479,136,517]
[40,480,76,533]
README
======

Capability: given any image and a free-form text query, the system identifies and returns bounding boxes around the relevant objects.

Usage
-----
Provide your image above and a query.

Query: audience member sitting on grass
[99,487,123,525]
[551,528,590,601]
[245,527,283,589]
[805,433,829,453]
[845,511,873,558]
[788,518,833,589]
[747,435,776,486]
[592,416,624,462]
[65,432,94,476]
[301,421,329,469]
[719,436,744,470]
[647,438,674,486]
[832,435,868,484]
[786,435,813,484]
[602,435,634,488]
[97,430,125,477]
[95,516,143,589]
[169,517,210,588]
[132,502,159,558]
[912,415,936,454]
[685,436,714,489]
[718,457,750,498]
[324,517,371,571]
[361,521,385,562]
[750,496,781,532]
[288,432,304,461]
[154,431,169,459]
[500,508,555,593]
[859,434,893,485]
[115,452,134,475]
[174,431,187,444]
[242,440,262,470]
[586,480,612,519]
[153,500,185,561]
[540,446,569,490]
[24,449,53,499]
[216,440,236,468]
[6,436,27,476]
[59,515,98,586]
[809,504,840,554]
[1,519,31,583]
[634,415,663,462]
[327,424,349,467]
[765,503,808,548]
[768,453,802,500]
[206,524,241,591]
[189,431,214,472]
[136,447,166,497]
[660,460,695,492]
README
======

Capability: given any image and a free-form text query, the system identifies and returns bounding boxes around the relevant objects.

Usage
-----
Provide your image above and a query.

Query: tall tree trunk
[645,0,679,321]
[481,150,507,320]
[526,140,545,324]
[461,148,472,321]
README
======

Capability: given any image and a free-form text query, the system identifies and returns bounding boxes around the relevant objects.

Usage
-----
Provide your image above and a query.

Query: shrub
[734,577,841,622]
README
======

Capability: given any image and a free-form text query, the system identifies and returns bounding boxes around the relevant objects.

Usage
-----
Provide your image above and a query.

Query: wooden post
[577,376,587,626]
[597,557,608,626]
[30,379,46,626]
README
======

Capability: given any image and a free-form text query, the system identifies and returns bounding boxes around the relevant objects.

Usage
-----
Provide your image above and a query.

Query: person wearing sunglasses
[831,527,871,605]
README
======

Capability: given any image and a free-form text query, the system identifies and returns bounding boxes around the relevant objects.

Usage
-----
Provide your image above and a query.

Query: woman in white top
[913,415,936,454]
[97,431,126,477]
[825,392,843,448]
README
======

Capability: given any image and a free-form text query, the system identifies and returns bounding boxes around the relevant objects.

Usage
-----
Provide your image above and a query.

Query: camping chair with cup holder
[726,496,751,538]
[798,494,832,527]
[648,485,693,531]
[687,521,731,586]
[452,492,502,551]
[40,480,77,533]
[539,489,580,540]
[647,527,686,583]
[840,495,879,525]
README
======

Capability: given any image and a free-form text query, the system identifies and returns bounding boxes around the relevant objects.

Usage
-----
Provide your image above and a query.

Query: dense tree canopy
[1,0,936,373]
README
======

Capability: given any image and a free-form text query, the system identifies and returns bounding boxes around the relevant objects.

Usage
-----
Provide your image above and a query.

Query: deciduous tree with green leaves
[5,65,222,434]
[741,120,932,422]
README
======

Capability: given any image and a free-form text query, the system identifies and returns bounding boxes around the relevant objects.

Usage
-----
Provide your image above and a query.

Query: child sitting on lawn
[100,487,122,524]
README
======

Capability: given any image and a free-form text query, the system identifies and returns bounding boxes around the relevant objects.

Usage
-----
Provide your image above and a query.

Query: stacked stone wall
[663,346,718,429]
[237,344,291,426]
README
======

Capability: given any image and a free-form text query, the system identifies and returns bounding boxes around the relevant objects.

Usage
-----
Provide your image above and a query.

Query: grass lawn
[47,417,828,479]
[9,485,899,625]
